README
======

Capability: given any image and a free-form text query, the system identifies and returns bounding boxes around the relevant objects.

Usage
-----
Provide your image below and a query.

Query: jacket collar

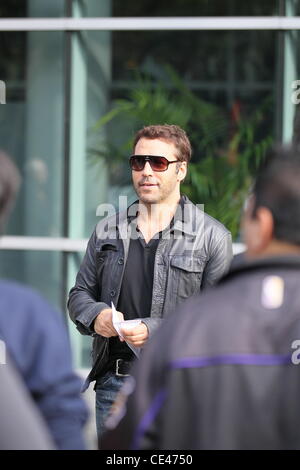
[105,194,199,239]
[220,254,300,284]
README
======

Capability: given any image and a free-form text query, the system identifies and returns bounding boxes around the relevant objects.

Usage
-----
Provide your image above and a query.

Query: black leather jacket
[68,196,232,383]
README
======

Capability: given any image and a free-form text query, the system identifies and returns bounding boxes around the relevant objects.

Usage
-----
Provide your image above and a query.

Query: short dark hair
[133,124,192,164]
[252,144,300,245]
[0,151,20,233]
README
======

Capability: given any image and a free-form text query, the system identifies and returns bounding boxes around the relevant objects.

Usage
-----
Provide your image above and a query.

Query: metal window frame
[0,14,291,260]
[0,236,244,255]
[0,236,88,252]
[0,17,300,31]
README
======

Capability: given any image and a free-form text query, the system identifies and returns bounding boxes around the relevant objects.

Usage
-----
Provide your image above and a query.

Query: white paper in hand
[111,301,124,338]
[111,302,141,358]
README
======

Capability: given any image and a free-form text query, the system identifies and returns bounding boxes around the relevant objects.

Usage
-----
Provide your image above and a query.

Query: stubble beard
[134,180,179,207]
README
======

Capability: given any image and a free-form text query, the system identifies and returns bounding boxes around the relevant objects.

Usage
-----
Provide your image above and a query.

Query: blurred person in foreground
[0,351,55,450]
[68,124,232,444]
[103,145,300,450]
[0,151,88,449]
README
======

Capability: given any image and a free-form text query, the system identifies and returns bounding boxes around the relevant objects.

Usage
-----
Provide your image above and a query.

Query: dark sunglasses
[129,155,178,172]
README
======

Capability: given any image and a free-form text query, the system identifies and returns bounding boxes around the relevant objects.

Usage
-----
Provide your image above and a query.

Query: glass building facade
[0,0,299,367]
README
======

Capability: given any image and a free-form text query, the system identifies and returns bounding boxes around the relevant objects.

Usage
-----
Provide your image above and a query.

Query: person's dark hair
[133,124,192,164]
[0,151,21,233]
[252,144,300,245]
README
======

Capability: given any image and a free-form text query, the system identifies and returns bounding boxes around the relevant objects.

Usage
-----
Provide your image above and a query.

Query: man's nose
[142,161,153,176]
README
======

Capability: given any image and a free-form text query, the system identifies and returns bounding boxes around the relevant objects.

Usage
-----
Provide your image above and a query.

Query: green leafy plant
[89,66,273,239]
[183,97,273,239]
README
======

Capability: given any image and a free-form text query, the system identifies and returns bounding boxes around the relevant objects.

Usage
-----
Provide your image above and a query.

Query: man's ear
[255,207,274,250]
[177,162,187,182]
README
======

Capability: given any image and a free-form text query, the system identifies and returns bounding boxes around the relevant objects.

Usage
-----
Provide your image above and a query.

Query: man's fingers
[94,308,127,337]
[100,326,118,337]
[120,323,147,338]
[122,332,147,344]
[118,322,148,346]
[121,332,144,342]
[125,332,144,339]
[125,337,146,347]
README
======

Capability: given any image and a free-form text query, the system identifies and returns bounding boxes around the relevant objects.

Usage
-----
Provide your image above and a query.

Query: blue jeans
[95,371,127,445]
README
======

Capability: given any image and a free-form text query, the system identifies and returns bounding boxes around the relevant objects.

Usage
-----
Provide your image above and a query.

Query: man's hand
[120,322,149,348]
[93,308,124,337]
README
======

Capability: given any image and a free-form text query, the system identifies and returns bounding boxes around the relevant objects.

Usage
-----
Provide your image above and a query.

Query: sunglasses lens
[130,156,169,171]
[151,156,168,171]
[130,156,144,171]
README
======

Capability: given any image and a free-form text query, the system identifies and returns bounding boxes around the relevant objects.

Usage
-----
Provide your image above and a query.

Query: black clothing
[103,255,300,450]
[118,230,160,321]
[110,226,160,362]
[68,195,233,388]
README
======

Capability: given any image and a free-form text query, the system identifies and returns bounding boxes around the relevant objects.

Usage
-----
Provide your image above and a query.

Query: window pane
[0,250,63,312]
[76,0,280,17]
[112,30,276,85]
[291,30,300,145]
[0,0,66,17]
[0,31,65,237]
[115,0,280,17]
[82,27,300,243]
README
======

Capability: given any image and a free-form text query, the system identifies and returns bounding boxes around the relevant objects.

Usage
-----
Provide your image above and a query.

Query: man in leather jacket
[68,124,232,442]
[103,144,300,450]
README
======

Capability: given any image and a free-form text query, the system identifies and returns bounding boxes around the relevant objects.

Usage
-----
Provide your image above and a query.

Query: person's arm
[31,306,88,450]
[140,317,162,337]
[0,356,55,450]
[1,286,88,450]
[68,229,110,336]
[202,232,233,288]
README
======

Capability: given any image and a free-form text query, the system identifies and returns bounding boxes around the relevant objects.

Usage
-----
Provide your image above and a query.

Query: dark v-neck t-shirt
[109,222,161,361]
[109,196,185,362]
